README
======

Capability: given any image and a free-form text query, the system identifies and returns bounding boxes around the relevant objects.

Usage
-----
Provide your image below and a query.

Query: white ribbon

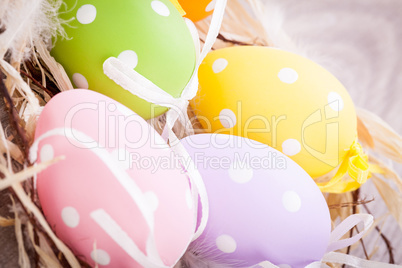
[103,57,189,109]
[318,252,401,267]
[103,0,227,139]
[169,128,209,241]
[30,126,209,264]
[326,213,373,253]
[30,2,227,262]
[103,0,227,242]
[30,128,167,268]
[256,214,402,268]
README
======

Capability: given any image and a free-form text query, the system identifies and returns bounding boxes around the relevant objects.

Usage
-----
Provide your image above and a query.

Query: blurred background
[274,0,402,263]
[1,0,401,266]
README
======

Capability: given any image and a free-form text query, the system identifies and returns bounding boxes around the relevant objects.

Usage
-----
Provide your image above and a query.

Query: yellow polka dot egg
[191,46,357,178]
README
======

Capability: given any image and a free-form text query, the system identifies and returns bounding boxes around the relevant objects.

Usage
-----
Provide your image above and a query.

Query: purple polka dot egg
[180,134,331,268]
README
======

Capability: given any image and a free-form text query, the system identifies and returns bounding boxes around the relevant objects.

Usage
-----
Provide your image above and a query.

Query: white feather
[179,238,249,268]
[0,0,66,61]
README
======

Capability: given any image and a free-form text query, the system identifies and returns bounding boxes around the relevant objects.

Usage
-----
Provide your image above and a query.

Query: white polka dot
[91,249,111,266]
[212,58,228,73]
[216,235,237,253]
[327,92,344,111]
[118,50,138,69]
[282,191,301,213]
[40,144,54,162]
[151,1,170,16]
[72,73,89,89]
[228,160,253,184]
[185,189,193,209]
[61,207,80,228]
[71,128,93,143]
[144,192,159,212]
[110,149,131,170]
[76,4,97,24]
[281,139,301,156]
[205,0,216,12]
[278,68,299,84]
[219,109,237,128]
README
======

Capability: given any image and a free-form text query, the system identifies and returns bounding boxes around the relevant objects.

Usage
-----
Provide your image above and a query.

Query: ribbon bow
[102,0,227,262]
[103,0,227,141]
[318,140,372,193]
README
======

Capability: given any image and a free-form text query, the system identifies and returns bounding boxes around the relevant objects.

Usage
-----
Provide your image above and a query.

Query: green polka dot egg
[52,0,196,119]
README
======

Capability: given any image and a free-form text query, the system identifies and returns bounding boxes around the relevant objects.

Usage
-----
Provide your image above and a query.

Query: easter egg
[178,0,216,21]
[32,90,195,267]
[51,0,196,119]
[191,46,357,178]
[180,134,331,267]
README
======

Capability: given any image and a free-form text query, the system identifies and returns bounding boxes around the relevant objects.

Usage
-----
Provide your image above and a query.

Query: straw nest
[0,0,401,267]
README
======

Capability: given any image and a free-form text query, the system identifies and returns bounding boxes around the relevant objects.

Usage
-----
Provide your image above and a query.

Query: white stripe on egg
[40,144,54,162]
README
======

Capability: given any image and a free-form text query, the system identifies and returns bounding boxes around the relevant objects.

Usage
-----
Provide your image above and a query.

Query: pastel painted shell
[191,46,357,178]
[178,0,216,21]
[33,90,195,267]
[180,134,331,268]
[51,0,196,119]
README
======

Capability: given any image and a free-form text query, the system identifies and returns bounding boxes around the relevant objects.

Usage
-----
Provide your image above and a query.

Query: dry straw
[0,0,401,266]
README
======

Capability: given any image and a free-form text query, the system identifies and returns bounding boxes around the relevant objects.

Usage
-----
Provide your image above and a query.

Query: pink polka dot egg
[31,90,195,267]
[180,134,331,268]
